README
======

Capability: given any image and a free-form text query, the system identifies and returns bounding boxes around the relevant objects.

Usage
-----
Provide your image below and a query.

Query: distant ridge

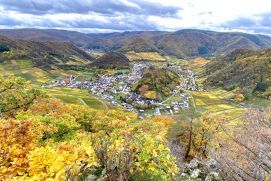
[0,35,93,68]
[0,28,271,58]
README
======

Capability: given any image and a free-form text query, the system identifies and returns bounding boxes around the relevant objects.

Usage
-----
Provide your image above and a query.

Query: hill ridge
[0,35,93,68]
[1,29,271,58]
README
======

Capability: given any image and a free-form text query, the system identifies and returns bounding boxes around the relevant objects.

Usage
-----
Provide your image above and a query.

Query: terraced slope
[205,48,271,99]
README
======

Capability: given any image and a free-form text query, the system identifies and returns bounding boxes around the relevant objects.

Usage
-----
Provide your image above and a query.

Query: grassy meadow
[126,52,167,61]
[44,87,110,110]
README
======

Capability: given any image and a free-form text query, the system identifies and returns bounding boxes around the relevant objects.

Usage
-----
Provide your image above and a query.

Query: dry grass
[126,52,166,61]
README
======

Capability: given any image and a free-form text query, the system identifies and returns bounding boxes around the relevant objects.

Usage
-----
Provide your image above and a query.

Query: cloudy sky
[0,0,271,34]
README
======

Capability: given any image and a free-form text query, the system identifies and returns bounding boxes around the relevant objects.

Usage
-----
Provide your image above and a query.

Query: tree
[139,84,149,95]
[0,101,97,180]
[255,81,269,92]
[144,91,158,99]
[193,111,223,158]
[0,120,36,179]
[176,103,196,160]
[27,138,97,180]
[0,75,44,117]
[234,93,245,103]
[177,110,224,160]
[74,110,179,180]
[91,119,178,180]
[0,44,9,53]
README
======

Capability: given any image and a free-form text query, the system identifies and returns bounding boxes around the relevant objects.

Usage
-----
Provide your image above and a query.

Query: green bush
[0,44,10,53]
[224,84,238,91]
[254,81,269,92]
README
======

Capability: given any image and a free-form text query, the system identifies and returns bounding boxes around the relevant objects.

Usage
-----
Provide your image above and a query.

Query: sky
[0,0,271,35]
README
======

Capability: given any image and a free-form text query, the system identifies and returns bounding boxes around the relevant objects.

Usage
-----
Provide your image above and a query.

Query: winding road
[78,96,109,110]
[93,97,109,110]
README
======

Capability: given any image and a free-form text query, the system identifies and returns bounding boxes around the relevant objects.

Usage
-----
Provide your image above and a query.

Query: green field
[126,52,167,61]
[0,59,80,85]
[190,89,245,120]
[0,59,112,110]
[44,87,111,110]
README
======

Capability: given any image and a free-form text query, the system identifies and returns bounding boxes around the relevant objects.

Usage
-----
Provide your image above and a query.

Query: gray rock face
[206,158,219,171]
[85,174,98,181]
[191,169,201,178]
[188,159,201,169]
[178,158,221,181]
[205,172,220,181]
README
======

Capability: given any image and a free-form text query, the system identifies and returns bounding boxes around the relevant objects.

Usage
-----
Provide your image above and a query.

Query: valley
[0,29,270,181]
[43,63,198,117]
[0,49,249,122]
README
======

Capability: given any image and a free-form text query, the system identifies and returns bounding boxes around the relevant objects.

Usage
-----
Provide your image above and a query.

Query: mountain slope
[133,66,181,97]
[91,52,130,69]
[205,48,271,98]
[1,29,271,58]
[119,37,161,53]
[0,35,93,68]
[0,29,94,47]
[86,29,271,58]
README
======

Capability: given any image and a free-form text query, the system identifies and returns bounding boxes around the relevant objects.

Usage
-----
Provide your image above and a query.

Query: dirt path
[93,97,109,110]
[79,98,87,106]
[99,99,109,110]
[79,97,108,110]
[168,139,186,169]
[161,94,175,104]
[188,93,196,109]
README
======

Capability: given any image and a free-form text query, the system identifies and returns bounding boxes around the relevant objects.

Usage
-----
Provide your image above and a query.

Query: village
[43,64,203,116]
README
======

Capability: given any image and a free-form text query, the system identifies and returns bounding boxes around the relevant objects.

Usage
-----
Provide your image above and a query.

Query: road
[79,98,87,106]
[93,97,109,110]
[79,97,109,110]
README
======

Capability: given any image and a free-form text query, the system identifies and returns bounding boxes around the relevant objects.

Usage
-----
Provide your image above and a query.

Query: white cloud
[147,0,271,31]
[0,0,270,34]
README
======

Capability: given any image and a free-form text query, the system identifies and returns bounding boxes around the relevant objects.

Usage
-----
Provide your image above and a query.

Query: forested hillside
[0,35,93,68]
[133,67,181,97]
[91,52,130,69]
[1,29,271,58]
[0,75,178,180]
[205,48,271,99]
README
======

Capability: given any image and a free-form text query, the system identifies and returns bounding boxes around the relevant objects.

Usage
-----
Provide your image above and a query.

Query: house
[154,107,161,115]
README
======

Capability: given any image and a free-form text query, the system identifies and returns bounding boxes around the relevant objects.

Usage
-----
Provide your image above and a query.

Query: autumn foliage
[0,75,44,117]
[0,76,179,180]
[0,120,35,178]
